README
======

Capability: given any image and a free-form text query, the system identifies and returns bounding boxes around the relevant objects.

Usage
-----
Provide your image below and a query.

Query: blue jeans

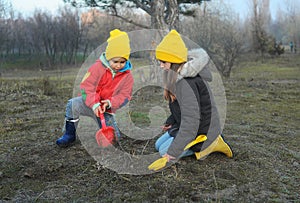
[64,96,121,137]
[155,131,194,157]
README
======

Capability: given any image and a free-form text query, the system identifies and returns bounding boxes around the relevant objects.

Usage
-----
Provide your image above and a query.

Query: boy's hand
[93,100,110,116]
[100,100,109,113]
[93,106,102,117]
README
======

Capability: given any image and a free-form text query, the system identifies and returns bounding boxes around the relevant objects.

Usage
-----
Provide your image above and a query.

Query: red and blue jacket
[80,53,134,114]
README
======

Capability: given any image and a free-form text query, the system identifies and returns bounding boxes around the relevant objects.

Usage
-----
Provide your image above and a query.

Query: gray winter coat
[166,48,222,158]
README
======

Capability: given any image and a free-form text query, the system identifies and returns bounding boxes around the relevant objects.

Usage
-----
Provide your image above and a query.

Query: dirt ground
[0,53,299,202]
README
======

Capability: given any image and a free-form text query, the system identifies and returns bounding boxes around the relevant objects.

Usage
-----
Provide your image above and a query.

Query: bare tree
[0,0,13,60]
[283,0,300,51]
[31,12,58,67]
[56,7,81,65]
[183,3,244,77]
[13,15,28,56]
[63,0,210,30]
[249,0,272,58]
[0,0,10,18]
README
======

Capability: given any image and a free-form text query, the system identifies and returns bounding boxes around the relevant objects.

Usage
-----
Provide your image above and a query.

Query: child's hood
[100,53,132,73]
[178,48,212,82]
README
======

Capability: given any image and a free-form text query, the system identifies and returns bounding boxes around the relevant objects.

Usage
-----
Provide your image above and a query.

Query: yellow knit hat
[156,29,187,63]
[105,29,130,60]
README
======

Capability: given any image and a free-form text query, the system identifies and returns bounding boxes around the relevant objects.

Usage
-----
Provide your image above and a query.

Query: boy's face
[109,57,127,72]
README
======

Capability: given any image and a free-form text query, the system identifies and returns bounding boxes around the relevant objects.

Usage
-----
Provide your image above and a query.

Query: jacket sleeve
[80,61,104,109]
[109,73,134,112]
[167,79,201,158]
[165,114,175,125]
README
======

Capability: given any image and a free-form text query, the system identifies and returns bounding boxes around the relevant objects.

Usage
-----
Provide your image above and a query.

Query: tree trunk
[151,0,167,30]
[150,0,179,30]
[143,0,180,84]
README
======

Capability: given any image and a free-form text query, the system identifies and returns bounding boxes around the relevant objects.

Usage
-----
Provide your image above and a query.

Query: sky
[9,0,300,19]
[10,0,67,16]
[223,0,298,20]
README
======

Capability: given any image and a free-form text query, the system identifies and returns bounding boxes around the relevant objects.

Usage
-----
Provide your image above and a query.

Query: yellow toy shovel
[148,135,207,171]
[148,157,168,171]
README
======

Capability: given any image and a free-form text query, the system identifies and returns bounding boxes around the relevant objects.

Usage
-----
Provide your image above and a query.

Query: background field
[0,53,299,202]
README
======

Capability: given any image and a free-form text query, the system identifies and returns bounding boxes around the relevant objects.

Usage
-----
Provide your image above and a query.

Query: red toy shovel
[95,113,115,147]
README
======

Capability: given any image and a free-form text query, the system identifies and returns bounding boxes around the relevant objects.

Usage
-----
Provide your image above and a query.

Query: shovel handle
[99,113,107,128]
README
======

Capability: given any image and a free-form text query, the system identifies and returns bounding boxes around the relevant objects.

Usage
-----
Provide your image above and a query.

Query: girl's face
[109,57,127,72]
[159,60,171,71]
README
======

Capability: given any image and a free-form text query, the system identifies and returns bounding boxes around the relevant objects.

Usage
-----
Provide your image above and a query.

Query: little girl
[149,30,233,171]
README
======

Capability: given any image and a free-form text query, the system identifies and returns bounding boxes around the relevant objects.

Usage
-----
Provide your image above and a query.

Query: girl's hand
[163,153,175,162]
[161,124,171,131]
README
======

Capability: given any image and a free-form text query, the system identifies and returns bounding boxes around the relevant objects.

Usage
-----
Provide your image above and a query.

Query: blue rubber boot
[56,119,77,147]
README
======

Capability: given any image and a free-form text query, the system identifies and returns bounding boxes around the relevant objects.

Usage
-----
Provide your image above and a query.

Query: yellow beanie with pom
[105,29,130,60]
[156,29,187,63]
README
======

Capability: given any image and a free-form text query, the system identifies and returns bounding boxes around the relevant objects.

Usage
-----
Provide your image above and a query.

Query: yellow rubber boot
[194,135,233,160]
[184,135,207,150]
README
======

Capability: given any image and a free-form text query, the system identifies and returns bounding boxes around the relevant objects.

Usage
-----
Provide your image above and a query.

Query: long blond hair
[163,63,184,102]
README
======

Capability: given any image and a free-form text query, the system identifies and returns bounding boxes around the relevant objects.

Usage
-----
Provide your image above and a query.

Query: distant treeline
[0,2,299,77]
[0,7,147,69]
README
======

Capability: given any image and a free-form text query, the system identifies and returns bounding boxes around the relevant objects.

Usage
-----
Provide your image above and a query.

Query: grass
[0,53,299,202]
[233,54,300,80]
[0,53,87,70]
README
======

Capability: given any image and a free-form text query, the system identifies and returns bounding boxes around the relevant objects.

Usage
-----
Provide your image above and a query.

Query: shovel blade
[95,126,115,147]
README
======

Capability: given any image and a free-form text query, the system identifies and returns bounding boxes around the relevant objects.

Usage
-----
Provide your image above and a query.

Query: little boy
[56,29,133,147]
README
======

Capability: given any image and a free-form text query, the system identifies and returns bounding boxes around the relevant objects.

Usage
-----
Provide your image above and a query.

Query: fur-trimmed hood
[178,48,212,82]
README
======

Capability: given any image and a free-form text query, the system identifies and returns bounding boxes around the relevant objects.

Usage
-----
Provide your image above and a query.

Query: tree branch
[113,13,151,29]
[132,0,152,15]
[111,5,150,29]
